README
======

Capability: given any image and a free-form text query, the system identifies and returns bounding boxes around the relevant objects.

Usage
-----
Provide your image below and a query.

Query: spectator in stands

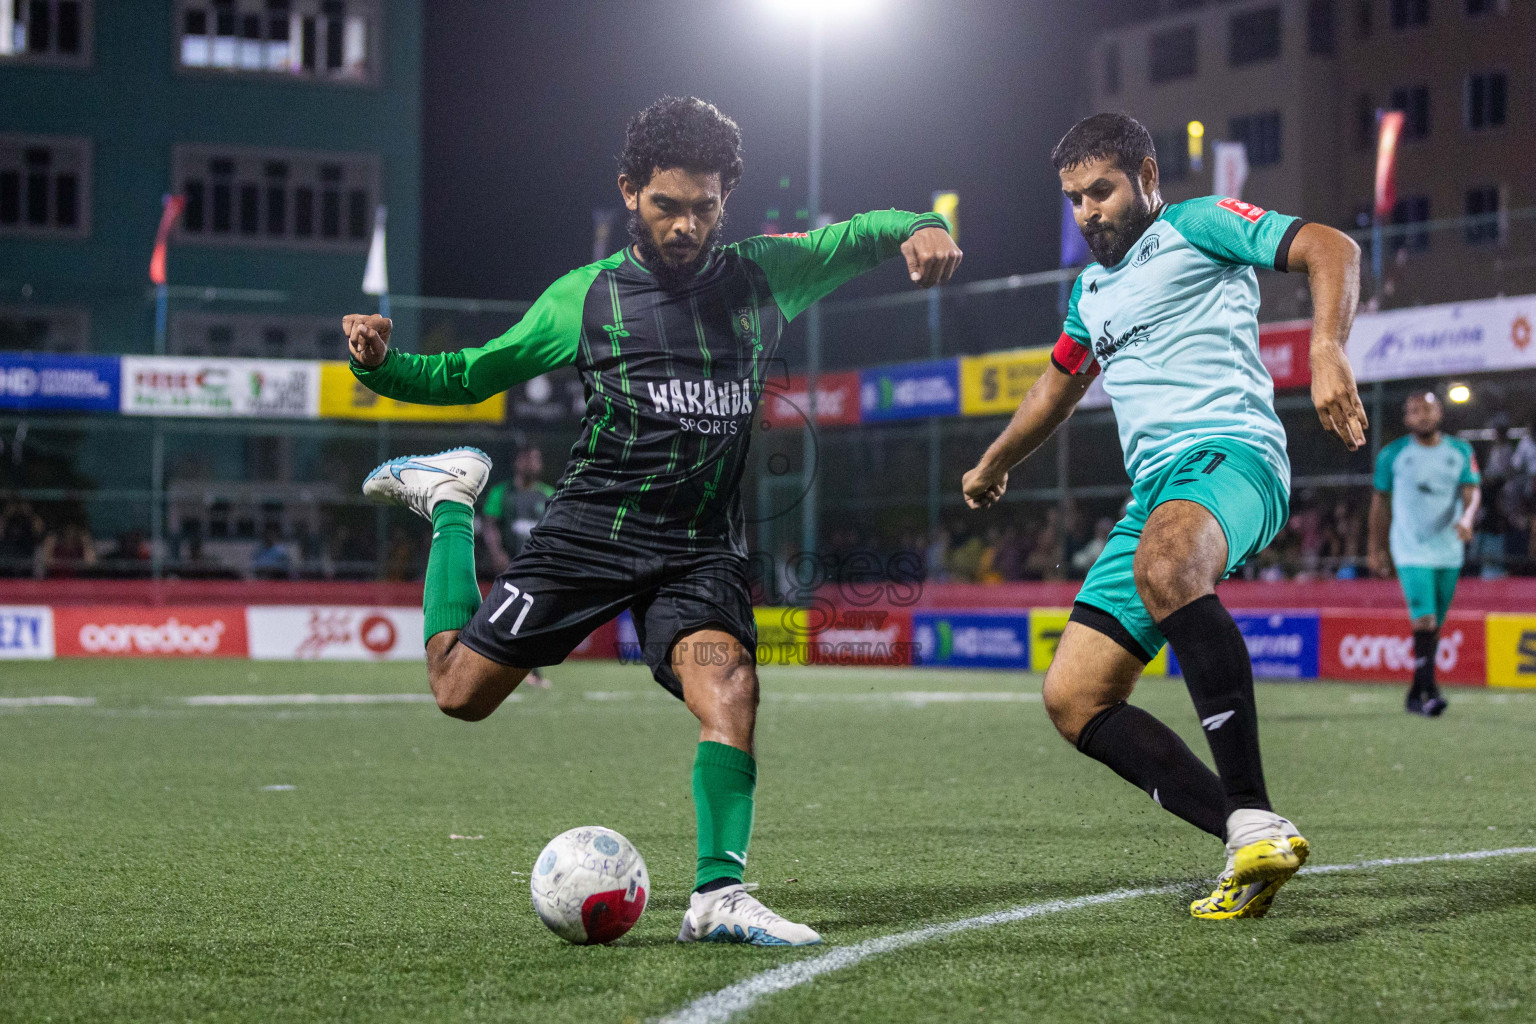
[1322,498,1365,579]
[1022,506,1065,581]
[1511,414,1536,480]
[110,528,152,575]
[36,521,96,579]
[945,524,986,583]
[250,524,292,580]
[0,502,44,577]
[924,526,950,583]
[381,525,417,582]
[1071,516,1114,578]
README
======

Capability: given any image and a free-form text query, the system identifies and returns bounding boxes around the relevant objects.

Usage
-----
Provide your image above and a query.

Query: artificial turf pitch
[2,659,1534,1024]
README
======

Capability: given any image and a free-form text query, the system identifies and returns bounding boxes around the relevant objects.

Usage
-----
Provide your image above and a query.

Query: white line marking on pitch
[0,695,96,708]
[583,691,1039,706]
[655,846,1536,1024]
[183,693,440,706]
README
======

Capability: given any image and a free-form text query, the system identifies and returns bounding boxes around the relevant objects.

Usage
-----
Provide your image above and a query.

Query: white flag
[362,205,389,296]
[1213,142,1249,202]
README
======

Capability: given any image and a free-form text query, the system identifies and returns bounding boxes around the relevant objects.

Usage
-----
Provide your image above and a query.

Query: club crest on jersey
[1217,197,1266,223]
[733,307,760,349]
[1132,234,1161,266]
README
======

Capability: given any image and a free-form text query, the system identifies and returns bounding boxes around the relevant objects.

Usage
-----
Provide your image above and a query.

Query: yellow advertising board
[318,363,505,422]
[1486,613,1536,688]
[754,605,808,667]
[959,346,1053,417]
[1028,608,1070,673]
[1028,606,1169,675]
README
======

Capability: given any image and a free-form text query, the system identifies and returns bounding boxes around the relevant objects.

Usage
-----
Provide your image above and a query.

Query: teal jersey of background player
[1373,433,1481,568]
[1053,196,1305,492]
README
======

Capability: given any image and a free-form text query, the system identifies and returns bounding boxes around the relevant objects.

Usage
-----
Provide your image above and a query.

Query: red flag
[149,194,186,286]
[1373,110,1405,220]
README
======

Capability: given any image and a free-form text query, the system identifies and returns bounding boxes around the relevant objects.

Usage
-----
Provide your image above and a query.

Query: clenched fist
[344,313,391,369]
[901,227,963,289]
[962,462,1008,510]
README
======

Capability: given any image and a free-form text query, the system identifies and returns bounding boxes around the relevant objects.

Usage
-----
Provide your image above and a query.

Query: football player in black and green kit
[343,96,961,945]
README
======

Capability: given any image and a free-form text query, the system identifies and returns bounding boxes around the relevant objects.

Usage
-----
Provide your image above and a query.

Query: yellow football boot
[1190,835,1309,920]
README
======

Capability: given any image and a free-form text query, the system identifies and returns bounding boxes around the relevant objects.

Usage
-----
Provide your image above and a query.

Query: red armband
[1051,332,1099,376]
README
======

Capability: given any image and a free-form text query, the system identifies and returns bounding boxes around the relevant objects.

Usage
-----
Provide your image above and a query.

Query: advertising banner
[567,617,620,660]
[809,609,912,666]
[1486,613,1536,689]
[0,605,55,659]
[318,363,505,422]
[959,347,1053,417]
[1346,294,1536,383]
[1258,322,1311,390]
[246,606,425,661]
[755,605,809,667]
[0,353,120,412]
[1233,611,1319,679]
[121,357,320,418]
[1319,609,1486,685]
[53,605,249,658]
[912,611,1030,669]
[1027,608,1070,673]
[859,359,959,422]
[761,372,862,429]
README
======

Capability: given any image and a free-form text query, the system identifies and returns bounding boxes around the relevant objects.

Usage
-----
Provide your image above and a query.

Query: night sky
[420,1,1122,303]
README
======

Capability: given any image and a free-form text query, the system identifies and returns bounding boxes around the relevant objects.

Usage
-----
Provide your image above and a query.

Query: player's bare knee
[1042,673,1089,745]
[1133,552,1204,621]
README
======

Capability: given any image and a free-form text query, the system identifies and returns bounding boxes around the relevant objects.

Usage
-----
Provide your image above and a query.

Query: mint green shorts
[1396,565,1460,624]
[1073,437,1289,662]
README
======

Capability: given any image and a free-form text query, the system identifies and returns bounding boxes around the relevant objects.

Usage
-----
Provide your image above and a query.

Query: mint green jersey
[1373,433,1481,568]
[1051,196,1304,490]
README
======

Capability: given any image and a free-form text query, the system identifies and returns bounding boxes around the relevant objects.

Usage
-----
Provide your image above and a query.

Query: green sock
[693,740,756,890]
[422,501,481,644]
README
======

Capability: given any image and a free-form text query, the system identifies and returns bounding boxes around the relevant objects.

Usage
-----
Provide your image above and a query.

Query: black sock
[1076,701,1227,838]
[1411,628,1439,699]
[1159,594,1271,815]
[694,876,741,895]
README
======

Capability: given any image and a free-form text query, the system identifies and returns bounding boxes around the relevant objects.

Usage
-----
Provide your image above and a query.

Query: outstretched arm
[1287,223,1368,451]
[1367,490,1392,577]
[734,210,961,321]
[344,264,597,406]
[962,365,1093,510]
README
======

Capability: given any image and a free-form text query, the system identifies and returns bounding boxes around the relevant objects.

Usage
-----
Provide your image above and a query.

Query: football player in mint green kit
[1368,391,1481,717]
[963,114,1368,920]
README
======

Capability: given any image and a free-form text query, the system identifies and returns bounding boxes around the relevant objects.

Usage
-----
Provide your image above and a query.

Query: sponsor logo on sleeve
[1217,197,1267,222]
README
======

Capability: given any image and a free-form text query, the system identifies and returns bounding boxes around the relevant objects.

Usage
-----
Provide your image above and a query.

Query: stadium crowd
[2,423,1534,583]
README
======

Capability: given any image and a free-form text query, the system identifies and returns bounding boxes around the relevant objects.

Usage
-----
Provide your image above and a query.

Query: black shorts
[456,525,758,699]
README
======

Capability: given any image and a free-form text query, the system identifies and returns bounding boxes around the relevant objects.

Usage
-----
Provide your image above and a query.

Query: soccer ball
[529,826,649,944]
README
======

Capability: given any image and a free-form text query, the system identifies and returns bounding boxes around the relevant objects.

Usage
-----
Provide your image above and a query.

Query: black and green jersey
[353,209,948,554]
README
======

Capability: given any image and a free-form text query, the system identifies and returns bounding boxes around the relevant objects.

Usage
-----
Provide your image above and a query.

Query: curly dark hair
[619,96,744,193]
[1050,112,1155,179]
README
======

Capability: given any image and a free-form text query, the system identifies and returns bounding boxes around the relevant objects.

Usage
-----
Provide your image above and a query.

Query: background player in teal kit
[1369,392,1481,717]
[963,113,1367,919]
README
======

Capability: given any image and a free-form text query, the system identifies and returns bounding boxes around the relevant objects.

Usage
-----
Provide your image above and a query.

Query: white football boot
[361,447,492,520]
[677,884,821,946]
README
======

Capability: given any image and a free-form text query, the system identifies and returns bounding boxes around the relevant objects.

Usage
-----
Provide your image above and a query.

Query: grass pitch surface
[2,659,1534,1023]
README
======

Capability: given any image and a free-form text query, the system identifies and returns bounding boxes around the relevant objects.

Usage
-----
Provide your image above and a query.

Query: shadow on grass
[1284,870,1536,945]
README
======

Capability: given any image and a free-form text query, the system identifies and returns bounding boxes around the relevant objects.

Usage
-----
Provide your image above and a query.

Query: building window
[176,0,376,83]
[1229,111,1283,166]
[1229,6,1282,66]
[0,0,91,64]
[1391,196,1430,250]
[1355,93,1376,150]
[1103,42,1120,96]
[1389,0,1428,28]
[1307,0,1336,54]
[1464,186,1502,245]
[0,306,90,351]
[1355,0,1373,37]
[1149,25,1198,84]
[1390,86,1430,138]
[1154,129,1190,183]
[1465,72,1507,129]
[171,311,342,359]
[174,145,377,250]
[0,135,91,237]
